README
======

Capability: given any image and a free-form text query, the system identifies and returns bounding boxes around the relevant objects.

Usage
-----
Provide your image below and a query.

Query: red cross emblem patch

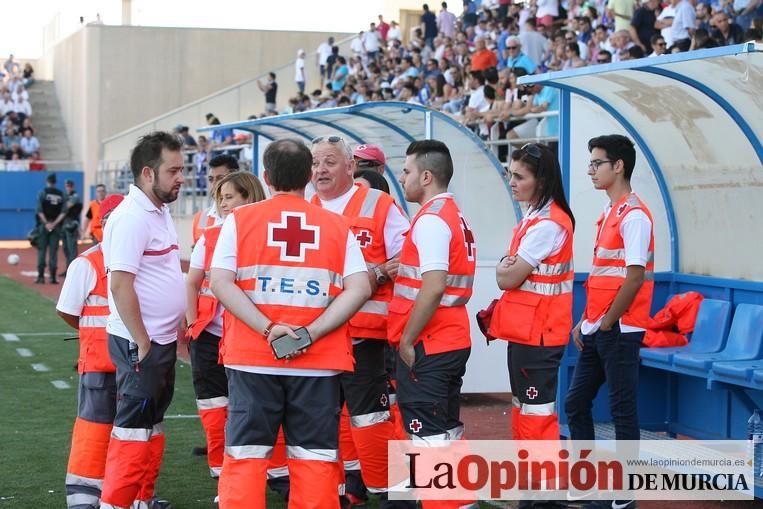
[267,211,320,262]
[526,386,539,400]
[459,213,476,262]
[356,229,373,248]
[409,419,422,433]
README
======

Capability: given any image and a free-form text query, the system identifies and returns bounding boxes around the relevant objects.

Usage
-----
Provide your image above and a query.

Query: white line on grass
[9,332,73,336]
[31,363,50,372]
[16,348,33,357]
[51,380,71,389]
[165,414,200,420]
[2,333,19,342]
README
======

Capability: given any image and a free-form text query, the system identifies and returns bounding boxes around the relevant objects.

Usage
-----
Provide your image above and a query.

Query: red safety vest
[78,245,116,373]
[584,193,655,329]
[489,201,574,346]
[312,184,394,340]
[192,208,216,245]
[220,194,354,371]
[387,195,476,355]
[89,200,103,242]
[190,225,222,339]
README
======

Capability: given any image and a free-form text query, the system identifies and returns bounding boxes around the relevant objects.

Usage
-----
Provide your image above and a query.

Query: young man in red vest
[389,140,476,509]
[310,136,412,508]
[210,138,371,509]
[57,194,123,509]
[565,134,654,509]
[191,154,239,247]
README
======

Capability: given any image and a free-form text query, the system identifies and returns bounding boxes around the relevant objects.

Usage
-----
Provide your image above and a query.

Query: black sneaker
[35,276,44,284]
[49,277,58,285]
[149,498,174,509]
[612,501,637,509]
[191,446,208,456]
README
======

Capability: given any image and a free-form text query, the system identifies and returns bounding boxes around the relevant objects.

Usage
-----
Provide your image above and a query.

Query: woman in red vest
[185,172,265,484]
[489,143,575,444]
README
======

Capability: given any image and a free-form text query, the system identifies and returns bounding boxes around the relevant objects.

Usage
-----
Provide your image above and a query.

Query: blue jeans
[564,322,644,441]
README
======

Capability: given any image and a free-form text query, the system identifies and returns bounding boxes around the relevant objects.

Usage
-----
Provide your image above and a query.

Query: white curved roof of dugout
[520,42,763,281]
[198,101,521,261]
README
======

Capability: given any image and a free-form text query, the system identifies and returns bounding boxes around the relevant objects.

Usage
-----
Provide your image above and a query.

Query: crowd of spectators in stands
[165,0,761,181]
[0,53,41,170]
[265,0,762,148]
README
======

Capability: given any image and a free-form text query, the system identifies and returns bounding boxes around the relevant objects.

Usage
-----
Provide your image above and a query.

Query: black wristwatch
[373,265,388,285]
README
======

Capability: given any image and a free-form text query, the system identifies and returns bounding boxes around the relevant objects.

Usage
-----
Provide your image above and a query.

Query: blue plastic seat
[640,299,731,368]
[673,304,763,373]
[711,360,763,380]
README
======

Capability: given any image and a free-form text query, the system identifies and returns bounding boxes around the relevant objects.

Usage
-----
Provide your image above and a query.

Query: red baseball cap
[352,144,386,166]
[100,194,125,218]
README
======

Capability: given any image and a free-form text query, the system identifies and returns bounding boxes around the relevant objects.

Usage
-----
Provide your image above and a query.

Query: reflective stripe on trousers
[196,396,229,410]
[225,444,274,459]
[349,410,390,428]
[512,395,556,416]
[286,445,338,461]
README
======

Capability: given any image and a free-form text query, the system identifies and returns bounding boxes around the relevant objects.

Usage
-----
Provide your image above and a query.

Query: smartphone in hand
[271,327,312,359]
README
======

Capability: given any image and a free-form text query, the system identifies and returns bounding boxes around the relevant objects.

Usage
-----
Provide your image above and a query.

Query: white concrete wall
[37,24,349,193]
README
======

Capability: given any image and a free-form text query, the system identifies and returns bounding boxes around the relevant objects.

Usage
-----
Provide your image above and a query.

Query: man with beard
[100,132,187,509]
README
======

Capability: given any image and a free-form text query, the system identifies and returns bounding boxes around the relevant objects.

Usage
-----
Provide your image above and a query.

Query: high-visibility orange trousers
[511,407,560,440]
[198,404,227,477]
[100,430,164,508]
[349,416,395,491]
[66,418,112,508]
[219,455,341,509]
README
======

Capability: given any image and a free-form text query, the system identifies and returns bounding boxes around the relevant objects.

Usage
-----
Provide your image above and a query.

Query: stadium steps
[27,80,73,162]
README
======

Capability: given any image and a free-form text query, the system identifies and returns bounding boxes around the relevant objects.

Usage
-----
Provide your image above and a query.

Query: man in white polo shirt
[100,131,187,509]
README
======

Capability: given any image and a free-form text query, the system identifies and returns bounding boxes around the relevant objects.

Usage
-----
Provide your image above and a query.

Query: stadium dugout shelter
[201,41,763,493]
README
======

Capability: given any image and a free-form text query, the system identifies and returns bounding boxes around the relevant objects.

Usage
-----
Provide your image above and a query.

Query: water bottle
[747,409,763,476]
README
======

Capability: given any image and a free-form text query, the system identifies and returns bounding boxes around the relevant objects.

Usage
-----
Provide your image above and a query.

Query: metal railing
[480,111,559,166]
[0,159,83,171]
[98,145,252,218]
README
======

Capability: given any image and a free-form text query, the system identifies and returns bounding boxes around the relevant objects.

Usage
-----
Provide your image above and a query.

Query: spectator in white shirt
[316,36,334,88]
[14,97,32,118]
[364,23,382,61]
[351,31,366,59]
[295,49,306,94]
[12,84,28,103]
[20,128,39,156]
[387,21,402,42]
[0,93,13,117]
[667,0,696,51]
[437,1,458,38]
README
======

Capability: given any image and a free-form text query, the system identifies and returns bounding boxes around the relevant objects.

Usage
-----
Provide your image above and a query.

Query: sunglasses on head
[312,135,343,144]
[356,159,381,168]
[520,143,543,160]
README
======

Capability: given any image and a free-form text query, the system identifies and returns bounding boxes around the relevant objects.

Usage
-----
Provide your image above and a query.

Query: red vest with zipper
[78,245,116,373]
[192,207,216,245]
[190,225,222,339]
[584,193,655,329]
[312,184,394,340]
[220,194,354,371]
[387,195,476,355]
[489,201,574,346]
